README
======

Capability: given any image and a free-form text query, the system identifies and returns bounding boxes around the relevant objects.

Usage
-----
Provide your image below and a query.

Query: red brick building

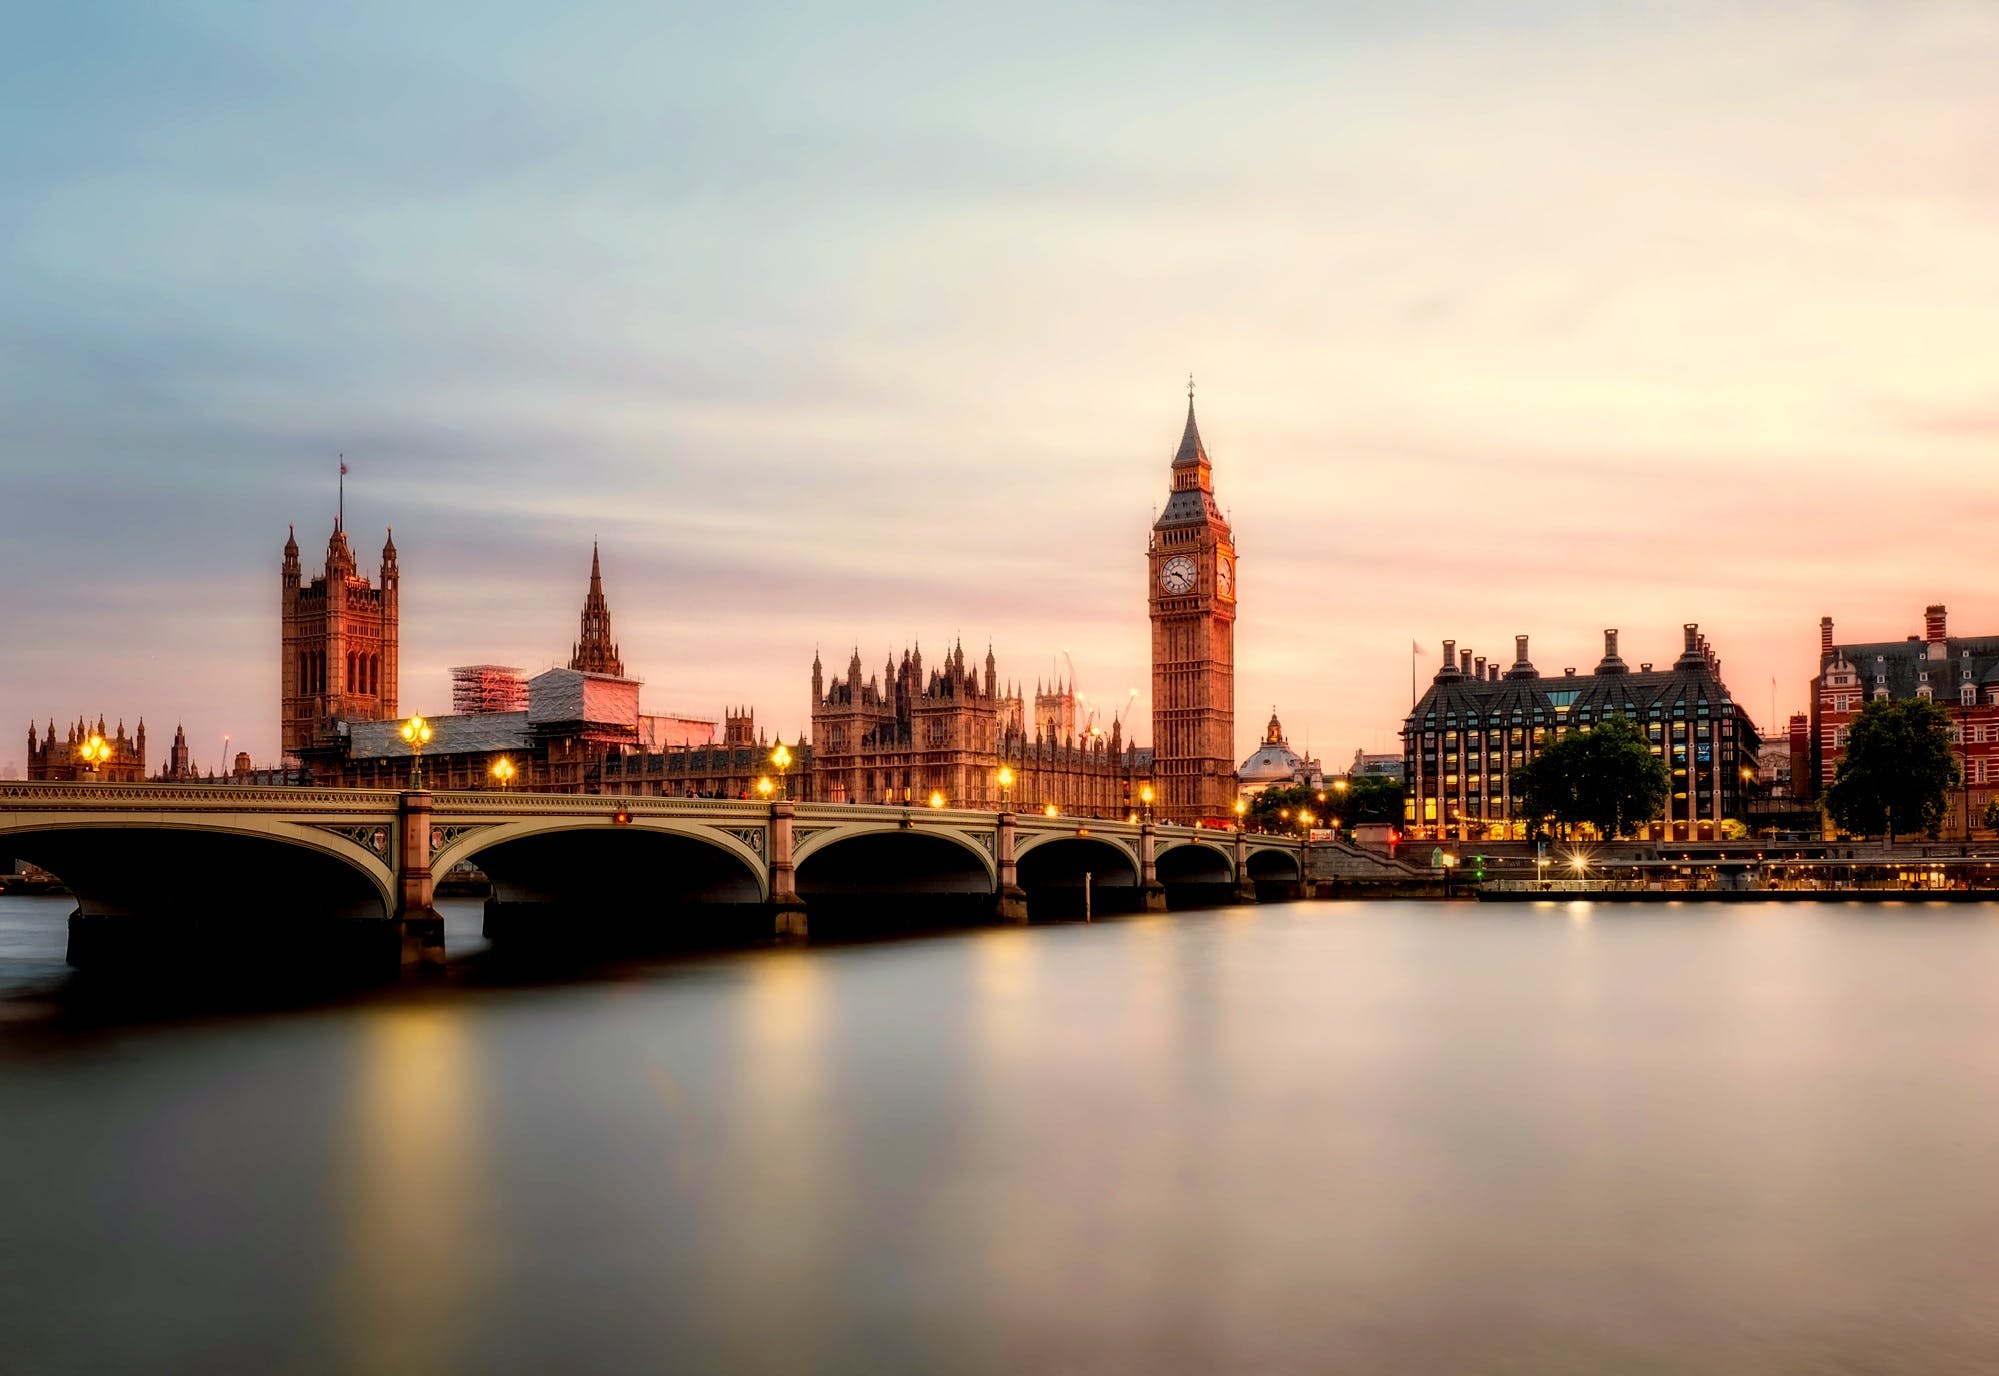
[1809,604,1999,836]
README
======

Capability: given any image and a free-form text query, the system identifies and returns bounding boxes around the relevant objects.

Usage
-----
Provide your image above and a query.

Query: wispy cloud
[4,1,1998,768]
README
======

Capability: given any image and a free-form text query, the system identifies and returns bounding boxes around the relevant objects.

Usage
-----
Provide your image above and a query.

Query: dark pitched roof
[1405,634,1758,744]
[1825,635,1999,701]
[1173,399,1208,468]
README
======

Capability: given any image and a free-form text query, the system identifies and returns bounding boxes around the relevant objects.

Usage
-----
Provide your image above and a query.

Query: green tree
[1512,716,1668,839]
[1983,798,1999,834]
[1823,697,1960,841]
[1243,777,1404,834]
[1338,775,1404,825]
[1244,783,1324,834]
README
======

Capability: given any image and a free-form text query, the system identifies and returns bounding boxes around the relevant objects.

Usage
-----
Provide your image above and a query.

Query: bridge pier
[995,811,1028,923]
[769,799,810,939]
[1232,827,1258,904]
[397,790,446,970]
[1139,823,1167,912]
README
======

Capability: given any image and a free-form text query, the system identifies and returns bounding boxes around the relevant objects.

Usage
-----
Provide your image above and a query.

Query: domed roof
[1240,711,1307,784]
[1239,739,1306,784]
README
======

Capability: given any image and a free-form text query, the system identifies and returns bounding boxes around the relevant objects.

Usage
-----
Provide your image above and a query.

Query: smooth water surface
[6,896,1999,1373]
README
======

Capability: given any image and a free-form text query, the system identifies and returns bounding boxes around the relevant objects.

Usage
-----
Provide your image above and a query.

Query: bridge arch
[1013,829,1140,869]
[1239,848,1303,880]
[431,816,768,900]
[1015,834,1142,918]
[0,815,396,919]
[793,826,997,933]
[792,823,998,887]
[0,815,398,973]
[1154,839,1237,885]
[434,817,770,949]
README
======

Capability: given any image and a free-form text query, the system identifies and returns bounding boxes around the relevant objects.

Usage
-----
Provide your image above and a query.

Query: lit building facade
[1149,394,1239,823]
[27,717,147,783]
[809,644,1149,816]
[302,551,720,793]
[281,518,399,760]
[1809,605,1999,836]
[1402,626,1761,841]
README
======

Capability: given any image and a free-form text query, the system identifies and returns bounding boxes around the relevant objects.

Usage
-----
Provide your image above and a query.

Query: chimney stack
[1820,616,1834,657]
[1441,639,1457,676]
[1460,648,1473,676]
[1474,655,1486,679]
[1926,604,1948,644]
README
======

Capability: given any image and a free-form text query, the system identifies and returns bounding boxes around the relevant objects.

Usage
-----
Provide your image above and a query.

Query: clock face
[1159,555,1197,595]
[1216,556,1235,600]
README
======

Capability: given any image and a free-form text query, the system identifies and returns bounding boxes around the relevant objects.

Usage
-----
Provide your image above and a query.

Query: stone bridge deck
[0,783,1306,974]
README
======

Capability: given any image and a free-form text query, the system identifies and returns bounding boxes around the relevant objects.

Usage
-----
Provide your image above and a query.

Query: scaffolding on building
[451,664,528,715]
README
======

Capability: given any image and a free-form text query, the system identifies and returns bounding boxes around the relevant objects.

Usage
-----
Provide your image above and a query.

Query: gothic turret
[569,543,625,677]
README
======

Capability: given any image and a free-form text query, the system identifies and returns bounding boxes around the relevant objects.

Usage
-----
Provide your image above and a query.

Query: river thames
[5,894,1999,1373]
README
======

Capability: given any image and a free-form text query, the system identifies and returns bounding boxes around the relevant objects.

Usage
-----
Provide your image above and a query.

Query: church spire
[569,542,625,677]
[1173,377,1208,469]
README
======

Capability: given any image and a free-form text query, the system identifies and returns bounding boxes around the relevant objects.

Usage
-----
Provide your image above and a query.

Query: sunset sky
[4,2,1997,774]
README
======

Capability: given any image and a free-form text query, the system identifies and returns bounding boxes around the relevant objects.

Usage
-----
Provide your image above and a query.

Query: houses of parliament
[45,395,1243,817]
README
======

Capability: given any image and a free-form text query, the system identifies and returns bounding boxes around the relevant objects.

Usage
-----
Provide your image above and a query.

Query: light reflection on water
[6,898,1999,1372]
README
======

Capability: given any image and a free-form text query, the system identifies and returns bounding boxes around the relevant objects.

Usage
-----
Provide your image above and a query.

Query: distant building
[1402,626,1761,841]
[602,708,814,799]
[159,724,197,781]
[1148,393,1239,822]
[1236,710,1323,796]
[1810,605,1999,835]
[1349,748,1404,782]
[27,717,146,783]
[282,516,398,760]
[810,644,1149,817]
[303,553,726,794]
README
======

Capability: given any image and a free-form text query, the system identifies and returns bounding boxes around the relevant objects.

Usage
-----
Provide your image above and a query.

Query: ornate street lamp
[929,789,947,809]
[770,740,793,799]
[491,756,516,791]
[997,764,1014,810]
[1043,802,1058,818]
[399,714,433,789]
[1139,782,1155,824]
[76,732,112,779]
[756,775,774,800]
[1233,797,1248,832]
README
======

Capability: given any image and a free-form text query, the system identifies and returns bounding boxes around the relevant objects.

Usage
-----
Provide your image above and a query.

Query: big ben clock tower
[1149,384,1237,822]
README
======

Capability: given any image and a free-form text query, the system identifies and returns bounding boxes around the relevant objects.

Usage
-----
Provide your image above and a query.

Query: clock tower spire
[1148,385,1238,822]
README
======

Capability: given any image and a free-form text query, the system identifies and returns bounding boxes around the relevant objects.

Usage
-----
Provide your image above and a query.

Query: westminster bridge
[0,782,1311,973]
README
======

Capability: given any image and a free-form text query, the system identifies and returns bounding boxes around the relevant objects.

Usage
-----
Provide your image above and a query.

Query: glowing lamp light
[491,757,516,789]
[771,742,792,772]
[929,790,946,809]
[1044,803,1058,817]
[77,733,112,770]
[756,775,774,799]
[1140,784,1154,805]
[398,714,433,789]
